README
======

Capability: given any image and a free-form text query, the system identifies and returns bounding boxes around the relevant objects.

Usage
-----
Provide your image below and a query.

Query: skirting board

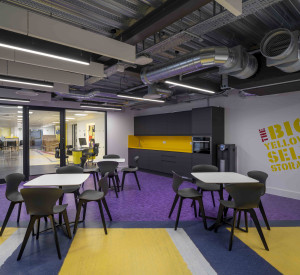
[266,186,300,200]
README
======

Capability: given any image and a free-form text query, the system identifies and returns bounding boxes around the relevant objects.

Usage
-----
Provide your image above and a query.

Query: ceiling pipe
[140,46,258,84]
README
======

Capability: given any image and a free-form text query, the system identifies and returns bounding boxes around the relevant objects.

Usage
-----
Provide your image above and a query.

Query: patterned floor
[0,171,299,274]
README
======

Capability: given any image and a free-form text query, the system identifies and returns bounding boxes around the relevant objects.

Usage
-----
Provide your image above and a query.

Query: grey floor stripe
[166,228,217,275]
[0,228,26,266]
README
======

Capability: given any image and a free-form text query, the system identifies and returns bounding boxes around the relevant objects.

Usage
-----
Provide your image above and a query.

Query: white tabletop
[97,158,125,163]
[24,174,89,187]
[191,172,259,184]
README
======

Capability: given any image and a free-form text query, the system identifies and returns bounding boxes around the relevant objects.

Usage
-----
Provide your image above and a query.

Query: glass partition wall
[0,105,106,181]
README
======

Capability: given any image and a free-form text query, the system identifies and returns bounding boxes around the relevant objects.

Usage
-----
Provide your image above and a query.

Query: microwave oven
[192,136,211,154]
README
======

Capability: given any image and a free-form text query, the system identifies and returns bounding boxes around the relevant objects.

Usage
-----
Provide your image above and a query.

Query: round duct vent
[261,29,294,59]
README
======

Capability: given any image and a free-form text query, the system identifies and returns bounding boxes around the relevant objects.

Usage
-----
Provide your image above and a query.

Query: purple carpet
[1,171,300,223]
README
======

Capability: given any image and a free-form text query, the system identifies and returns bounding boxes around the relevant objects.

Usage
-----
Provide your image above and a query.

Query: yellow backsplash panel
[128,135,192,153]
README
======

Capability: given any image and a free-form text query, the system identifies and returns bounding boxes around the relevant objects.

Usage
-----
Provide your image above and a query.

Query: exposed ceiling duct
[145,84,173,99]
[140,46,258,84]
[260,28,300,73]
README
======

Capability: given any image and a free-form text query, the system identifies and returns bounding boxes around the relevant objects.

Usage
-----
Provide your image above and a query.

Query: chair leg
[0,202,16,236]
[111,177,119,198]
[95,173,100,190]
[168,194,179,218]
[191,187,200,207]
[193,199,197,218]
[229,209,238,251]
[249,209,269,251]
[211,191,216,207]
[73,201,83,235]
[237,211,241,228]
[134,172,141,190]
[98,201,107,235]
[108,177,111,188]
[44,217,48,223]
[62,210,72,239]
[244,211,248,232]
[83,203,87,221]
[36,218,40,240]
[17,216,36,261]
[102,198,112,221]
[175,197,183,231]
[121,172,126,191]
[197,197,207,230]
[49,215,61,259]
[259,201,270,230]
[17,203,22,223]
[92,173,97,190]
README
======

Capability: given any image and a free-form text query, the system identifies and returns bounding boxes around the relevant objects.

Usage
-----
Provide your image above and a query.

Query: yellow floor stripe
[233,227,300,275]
[59,228,192,275]
[0,228,17,245]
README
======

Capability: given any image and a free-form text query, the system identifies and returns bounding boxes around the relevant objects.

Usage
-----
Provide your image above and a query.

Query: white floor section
[166,228,217,275]
[0,228,26,266]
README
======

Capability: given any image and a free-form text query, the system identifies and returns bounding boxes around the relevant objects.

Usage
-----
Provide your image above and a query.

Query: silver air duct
[260,28,300,73]
[140,46,258,84]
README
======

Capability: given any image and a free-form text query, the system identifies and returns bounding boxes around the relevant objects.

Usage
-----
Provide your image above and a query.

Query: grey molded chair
[169,171,207,230]
[215,183,269,251]
[0,173,25,236]
[80,155,100,190]
[121,156,141,191]
[97,161,119,198]
[192,165,221,207]
[73,174,112,235]
[103,154,121,184]
[17,188,71,260]
[244,170,270,230]
[56,166,84,209]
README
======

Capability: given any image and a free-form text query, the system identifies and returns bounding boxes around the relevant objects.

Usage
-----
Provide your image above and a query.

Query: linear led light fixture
[81,105,122,111]
[0,98,30,103]
[0,77,53,88]
[117,94,165,103]
[165,80,215,94]
[0,43,90,66]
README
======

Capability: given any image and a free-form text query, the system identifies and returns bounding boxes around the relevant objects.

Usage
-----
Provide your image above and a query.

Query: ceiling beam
[0,48,104,78]
[216,0,242,16]
[0,60,84,86]
[117,0,212,45]
[0,2,136,63]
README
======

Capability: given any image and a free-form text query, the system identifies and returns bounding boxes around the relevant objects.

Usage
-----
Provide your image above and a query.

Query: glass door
[0,105,23,181]
[29,109,64,175]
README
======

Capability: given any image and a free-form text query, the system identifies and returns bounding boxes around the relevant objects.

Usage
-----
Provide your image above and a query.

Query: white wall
[134,91,300,200]
[107,110,134,166]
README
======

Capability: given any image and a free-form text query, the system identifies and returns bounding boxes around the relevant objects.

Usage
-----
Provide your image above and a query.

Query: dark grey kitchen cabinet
[192,107,212,135]
[166,111,192,135]
[128,149,192,177]
[134,111,192,136]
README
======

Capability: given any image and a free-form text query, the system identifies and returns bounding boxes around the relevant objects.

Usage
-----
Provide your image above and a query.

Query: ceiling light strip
[81,105,122,111]
[0,98,30,103]
[0,78,53,88]
[117,94,165,103]
[0,43,89,66]
[165,80,215,94]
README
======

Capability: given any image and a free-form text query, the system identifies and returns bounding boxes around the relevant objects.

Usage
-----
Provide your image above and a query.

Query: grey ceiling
[2,0,300,100]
